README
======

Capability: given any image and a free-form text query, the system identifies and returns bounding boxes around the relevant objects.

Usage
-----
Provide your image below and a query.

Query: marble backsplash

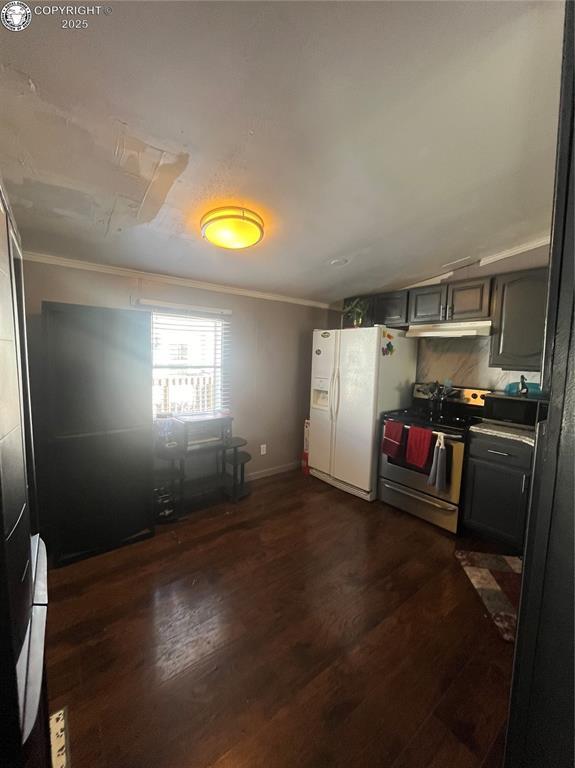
[416,337,541,391]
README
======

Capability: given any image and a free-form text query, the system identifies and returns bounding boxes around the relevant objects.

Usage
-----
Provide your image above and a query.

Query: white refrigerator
[308,326,417,500]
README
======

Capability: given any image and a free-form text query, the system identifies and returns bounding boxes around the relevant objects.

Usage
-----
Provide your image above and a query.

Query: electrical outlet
[260,443,267,456]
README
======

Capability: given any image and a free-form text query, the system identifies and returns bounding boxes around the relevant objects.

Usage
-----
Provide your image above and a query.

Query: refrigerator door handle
[334,370,341,418]
[329,370,335,421]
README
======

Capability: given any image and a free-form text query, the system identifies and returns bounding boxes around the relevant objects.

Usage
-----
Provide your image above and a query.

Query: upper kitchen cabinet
[408,284,448,324]
[446,277,491,321]
[490,268,548,371]
[372,291,408,327]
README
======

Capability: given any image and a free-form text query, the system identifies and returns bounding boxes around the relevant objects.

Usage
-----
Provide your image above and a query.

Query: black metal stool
[224,440,251,501]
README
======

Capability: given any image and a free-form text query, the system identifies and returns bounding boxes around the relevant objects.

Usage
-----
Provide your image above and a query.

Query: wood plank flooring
[46,472,513,768]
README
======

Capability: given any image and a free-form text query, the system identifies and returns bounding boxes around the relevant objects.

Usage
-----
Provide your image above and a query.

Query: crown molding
[401,235,551,289]
[23,251,331,310]
[478,235,550,266]
[406,271,454,289]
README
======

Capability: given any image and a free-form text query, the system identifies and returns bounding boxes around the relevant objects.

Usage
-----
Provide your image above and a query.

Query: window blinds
[152,311,231,417]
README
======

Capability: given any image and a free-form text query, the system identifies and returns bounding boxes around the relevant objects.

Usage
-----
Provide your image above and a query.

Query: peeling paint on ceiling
[0,62,189,238]
[0,1,565,302]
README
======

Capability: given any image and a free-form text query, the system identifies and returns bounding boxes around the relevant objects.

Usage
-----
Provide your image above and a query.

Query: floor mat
[455,550,522,642]
[49,707,71,768]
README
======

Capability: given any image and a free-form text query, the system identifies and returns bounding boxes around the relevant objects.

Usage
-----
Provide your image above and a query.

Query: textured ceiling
[0,1,565,302]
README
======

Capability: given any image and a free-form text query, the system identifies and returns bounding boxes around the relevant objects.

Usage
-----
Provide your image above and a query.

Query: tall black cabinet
[42,302,154,565]
[0,183,50,767]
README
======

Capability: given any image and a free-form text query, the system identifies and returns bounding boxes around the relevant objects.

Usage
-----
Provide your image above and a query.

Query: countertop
[470,421,536,447]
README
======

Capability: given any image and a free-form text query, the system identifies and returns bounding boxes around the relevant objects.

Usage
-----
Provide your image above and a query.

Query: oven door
[378,433,465,506]
[378,479,460,533]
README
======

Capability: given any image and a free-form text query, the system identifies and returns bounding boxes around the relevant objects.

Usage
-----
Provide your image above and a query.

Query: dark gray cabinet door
[373,291,408,326]
[408,284,448,324]
[489,269,548,370]
[463,457,529,549]
[446,277,491,321]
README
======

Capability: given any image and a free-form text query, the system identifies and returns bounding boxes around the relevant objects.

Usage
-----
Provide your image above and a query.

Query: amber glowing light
[200,206,264,249]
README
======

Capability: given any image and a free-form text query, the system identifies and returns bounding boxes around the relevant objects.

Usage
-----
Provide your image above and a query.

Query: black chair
[224,443,251,501]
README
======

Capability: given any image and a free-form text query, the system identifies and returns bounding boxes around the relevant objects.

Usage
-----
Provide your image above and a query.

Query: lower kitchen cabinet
[463,435,532,550]
[464,458,529,550]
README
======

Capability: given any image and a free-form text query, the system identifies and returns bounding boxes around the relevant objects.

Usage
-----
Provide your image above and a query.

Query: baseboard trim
[246,461,301,481]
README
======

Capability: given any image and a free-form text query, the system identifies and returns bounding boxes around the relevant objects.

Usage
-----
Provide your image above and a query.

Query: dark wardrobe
[40,302,154,565]
[0,183,50,766]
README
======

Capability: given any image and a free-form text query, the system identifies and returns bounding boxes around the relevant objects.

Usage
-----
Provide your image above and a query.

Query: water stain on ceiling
[0,63,189,239]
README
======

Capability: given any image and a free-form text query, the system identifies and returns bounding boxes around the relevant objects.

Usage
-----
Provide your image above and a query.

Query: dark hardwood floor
[46,471,513,768]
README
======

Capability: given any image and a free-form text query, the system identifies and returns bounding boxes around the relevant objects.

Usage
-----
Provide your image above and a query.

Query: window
[152,311,231,417]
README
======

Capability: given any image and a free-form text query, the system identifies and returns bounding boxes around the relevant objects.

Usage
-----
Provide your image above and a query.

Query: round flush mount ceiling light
[200,206,264,249]
[328,257,349,267]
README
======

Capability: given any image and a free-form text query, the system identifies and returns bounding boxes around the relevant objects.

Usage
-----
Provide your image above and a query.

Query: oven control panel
[413,384,491,406]
[458,388,491,406]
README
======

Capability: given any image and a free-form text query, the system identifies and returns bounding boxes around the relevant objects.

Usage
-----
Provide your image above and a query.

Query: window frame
[151,308,231,419]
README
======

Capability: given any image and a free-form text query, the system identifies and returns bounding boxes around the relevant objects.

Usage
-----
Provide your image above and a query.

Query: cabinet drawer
[468,435,533,470]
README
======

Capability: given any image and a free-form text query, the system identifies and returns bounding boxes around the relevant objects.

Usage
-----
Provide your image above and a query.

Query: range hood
[406,320,492,338]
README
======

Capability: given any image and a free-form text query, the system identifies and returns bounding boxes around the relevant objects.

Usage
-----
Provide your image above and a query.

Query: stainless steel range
[378,383,491,533]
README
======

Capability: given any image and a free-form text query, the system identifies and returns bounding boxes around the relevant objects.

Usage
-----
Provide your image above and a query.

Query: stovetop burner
[381,408,473,435]
[381,383,492,436]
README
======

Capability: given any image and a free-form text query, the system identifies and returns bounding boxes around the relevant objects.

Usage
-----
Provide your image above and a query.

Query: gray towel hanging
[427,432,447,492]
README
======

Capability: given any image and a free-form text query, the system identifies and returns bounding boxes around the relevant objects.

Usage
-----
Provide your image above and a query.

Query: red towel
[405,426,433,469]
[382,420,404,458]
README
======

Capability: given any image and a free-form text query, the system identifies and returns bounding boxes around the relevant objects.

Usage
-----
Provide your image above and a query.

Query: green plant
[343,297,370,327]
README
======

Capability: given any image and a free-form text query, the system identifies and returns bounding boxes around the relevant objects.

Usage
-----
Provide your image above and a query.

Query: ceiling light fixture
[329,257,349,267]
[200,206,264,249]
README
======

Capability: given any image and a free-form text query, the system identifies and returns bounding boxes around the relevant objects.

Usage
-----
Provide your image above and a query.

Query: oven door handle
[381,482,457,512]
[401,425,462,441]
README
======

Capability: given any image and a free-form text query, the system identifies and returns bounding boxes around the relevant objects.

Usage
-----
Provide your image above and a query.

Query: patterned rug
[50,707,71,768]
[455,551,522,642]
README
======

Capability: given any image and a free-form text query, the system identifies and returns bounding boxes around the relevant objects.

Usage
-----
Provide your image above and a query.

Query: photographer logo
[1,1,31,31]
